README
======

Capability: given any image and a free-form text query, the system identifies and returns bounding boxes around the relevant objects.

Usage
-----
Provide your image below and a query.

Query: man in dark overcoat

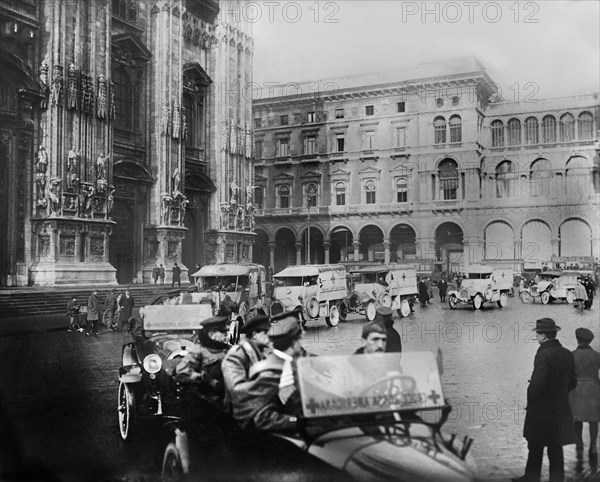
[85,290,100,336]
[172,262,181,287]
[513,318,577,482]
[118,289,134,332]
[438,278,448,302]
[374,306,402,353]
[417,278,430,307]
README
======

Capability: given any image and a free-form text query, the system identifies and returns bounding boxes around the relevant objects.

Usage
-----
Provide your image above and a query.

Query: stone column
[353,241,360,262]
[383,239,391,265]
[268,242,276,270]
[513,239,522,261]
[417,237,436,260]
[295,242,303,265]
[551,237,559,257]
[323,241,330,264]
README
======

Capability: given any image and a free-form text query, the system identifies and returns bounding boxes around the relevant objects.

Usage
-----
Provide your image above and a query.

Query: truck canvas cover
[274,265,345,278]
[192,264,256,277]
[141,304,213,331]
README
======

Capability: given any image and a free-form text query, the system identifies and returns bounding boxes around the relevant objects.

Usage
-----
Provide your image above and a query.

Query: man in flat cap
[235,314,304,434]
[374,306,402,353]
[354,321,388,354]
[569,327,600,459]
[222,314,271,423]
[513,318,577,482]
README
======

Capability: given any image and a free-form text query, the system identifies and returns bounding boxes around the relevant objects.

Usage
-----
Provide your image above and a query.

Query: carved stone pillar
[268,242,276,270]
[295,242,303,265]
[323,241,330,264]
[353,241,360,262]
[383,239,391,265]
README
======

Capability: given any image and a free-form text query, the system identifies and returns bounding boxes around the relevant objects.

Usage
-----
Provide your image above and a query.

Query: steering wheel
[358,373,417,401]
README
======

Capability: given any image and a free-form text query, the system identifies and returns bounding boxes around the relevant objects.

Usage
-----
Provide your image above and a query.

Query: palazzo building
[0,0,255,286]
[251,58,600,274]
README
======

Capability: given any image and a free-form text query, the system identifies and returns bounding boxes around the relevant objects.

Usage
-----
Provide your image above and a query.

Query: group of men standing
[151,263,183,287]
[66,288,134,335]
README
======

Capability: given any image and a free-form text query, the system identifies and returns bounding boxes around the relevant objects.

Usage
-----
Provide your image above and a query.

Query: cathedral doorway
[110,199,135,284]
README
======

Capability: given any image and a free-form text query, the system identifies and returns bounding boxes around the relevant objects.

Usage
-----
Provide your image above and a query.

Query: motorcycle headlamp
[143,354,162,374]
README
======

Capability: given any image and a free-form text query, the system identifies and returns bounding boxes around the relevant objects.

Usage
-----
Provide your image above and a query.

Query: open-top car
[519,270,577,304]
[117,304,213,441]
[448,265,512,310]
[160,351,478,481]
[345,264,417,321]
[192,263,269,338]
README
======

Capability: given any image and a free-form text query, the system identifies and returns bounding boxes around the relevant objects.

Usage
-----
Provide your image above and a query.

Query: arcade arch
[434,222,464,272]
[521,220,552,268]
[559,219,592,257]
[484,221,514,261]
[358,225,384,262]
[390,224,417,261]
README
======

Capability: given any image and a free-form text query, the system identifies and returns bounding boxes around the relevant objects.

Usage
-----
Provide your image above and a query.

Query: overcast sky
[250,0,599,101]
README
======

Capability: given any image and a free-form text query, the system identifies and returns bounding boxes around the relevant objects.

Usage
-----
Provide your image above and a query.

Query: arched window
[434,116,446,144]
[449,115,462,143]
[491,120,504,147]
[438,159,458,200]
[396,177,408,202]
[530,159,552,197]
[541,115,556,144]
[335,182,346,206]
[495,161,513,198]
[183,94,195,147]
[566,156,592,194]
[278,184,290,208]
[365,180,376,204]
[254,186,264,209]
[559,113,575,142]
[507,118,521,146]
[524,117,539,145]
[578,111,594,140]
[113,68,132,131]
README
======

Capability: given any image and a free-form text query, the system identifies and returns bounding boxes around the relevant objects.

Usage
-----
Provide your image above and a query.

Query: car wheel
[473,294,483,310]
[520,291,532,304]
[306,297,319,319]
[325,305,340,327]
[339,302,348,321]
[365,301,377,321]
[497,292,508,308]
[541,291,550,305]
[566,290,575,304]
[448,294,458,309]
[162,442,184,482]
[398,299,411,318]
[102,310,111,328]
[117,381,136,441]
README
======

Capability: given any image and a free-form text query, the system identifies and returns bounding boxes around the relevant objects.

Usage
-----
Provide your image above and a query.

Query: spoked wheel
[497,292,508,308]
[520,291,533,304]
[473,294,483,310]
[117,381,136,441]
[365,301,377,321]
[325,305,340,327]
[339,302,348,321]
[102,310,111,328]
[448,294,458,309]
[540,291,550,305]
[566,290,575,304]
[162,442,184,482]
[228,319,241,345]
[398,299,411,318]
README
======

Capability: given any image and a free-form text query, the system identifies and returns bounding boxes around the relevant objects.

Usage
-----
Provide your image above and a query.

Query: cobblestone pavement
[0,293,598,481]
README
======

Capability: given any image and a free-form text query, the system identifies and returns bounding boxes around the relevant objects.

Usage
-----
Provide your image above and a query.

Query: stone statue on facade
[36,146,49,208]
[236,205,245,231]
[245,185,256,207]
[220,204,230,229]
[45,177,61,215]
[97,73,107,119]
[221,121,228,151]
[172,101,181,139]
[230,122,237,153]
[172,167,181,194]
[67,63,78,110]
[161,193,172,225]
[161,101,170,135]
[229,181,240,205]
[39,59,49,109]
[66,146,81,191]
[107,185,115,215]
[79,182,95,218]
[50,65,63,106]
[96,152,108,180]
[245,125,253,158]
[36,145,48,174]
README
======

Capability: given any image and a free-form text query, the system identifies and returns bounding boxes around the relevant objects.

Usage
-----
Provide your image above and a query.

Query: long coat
[569,346,600,422]
[118,294,134,322]
[438,280,448,297]
[87,294,99,321]
[418,280,430,303]
[523,339,577,446]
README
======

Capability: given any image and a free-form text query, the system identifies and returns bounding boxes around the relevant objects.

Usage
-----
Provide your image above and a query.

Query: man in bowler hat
[513,318,577,482]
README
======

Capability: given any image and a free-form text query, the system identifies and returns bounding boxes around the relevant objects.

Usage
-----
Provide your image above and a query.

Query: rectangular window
[366,190,376,204]
[254,118,262,128]
[365,105,374,116]
[396,178,408,202]
[255,187,264,209]
[304,136,317,155]
[307,112,315,123]
[254,140,263,158]
[336,134,345,152]
[280,114,288,125]
[397,102,405,113]
[335,184,346,206]
[278,185,290,208]
[277,138,289,157]
[364,131,375,150]
[335,109,344,119]
[395,128,406,148]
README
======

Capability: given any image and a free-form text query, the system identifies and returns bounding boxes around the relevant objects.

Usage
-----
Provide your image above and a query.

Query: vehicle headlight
[298,295,303,302]
[143,354,162,374]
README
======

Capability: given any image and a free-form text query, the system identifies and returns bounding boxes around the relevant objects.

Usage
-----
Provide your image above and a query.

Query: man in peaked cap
[222,314,272,424]
[232,313,304,434]
[513,318,577,482]
[374,306,402,353]
[354,321,387,354]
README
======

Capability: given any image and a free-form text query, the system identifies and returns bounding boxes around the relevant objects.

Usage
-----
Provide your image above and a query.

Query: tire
[339,302,348,321]
[117,381,136,441]
[520,291,533,304]
[365,301,377,321]
[398,299,411,318]
[448,294,458,309]
[473,294,483,310]
[566,291,575,304]
[541,291,550,305]
[380,293,392,308]
[162,442,184,482]
[484,287,493,301]
[325,305,340,327]
[102,310,111,328]
[497,292,508,308]
[306,297,319,319]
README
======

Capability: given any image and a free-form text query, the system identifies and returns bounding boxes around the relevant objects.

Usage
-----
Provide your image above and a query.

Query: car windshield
[200,276,249,291]
[274,276,316,287]
[467,273,492,279]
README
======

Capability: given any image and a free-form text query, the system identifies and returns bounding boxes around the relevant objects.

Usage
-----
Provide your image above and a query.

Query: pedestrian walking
[426,277,434,300]
[104,289,118,330]
[569,327,600,460]
[584,275,595,309]
[417,278,430,308]
[438,278,448,302]
[159,264,166,285]
[86,290,100,336]
[66,297,81,331]
[374,307,401,353]
[152,264,160,284]
[513,318,577,482]
[574,278,588,313]
[172,262,181,287]
[118,289,134,332]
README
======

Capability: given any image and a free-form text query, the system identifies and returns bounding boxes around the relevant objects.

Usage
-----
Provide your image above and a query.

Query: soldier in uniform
[374,306,402,353]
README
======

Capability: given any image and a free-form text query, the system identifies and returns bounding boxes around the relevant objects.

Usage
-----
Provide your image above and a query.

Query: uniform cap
[362,321,387,338]
[240,314,271,335]
[575,327,594,343]
[376,306,393,318]
[268,319,302,350]
[199,315,229,332]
